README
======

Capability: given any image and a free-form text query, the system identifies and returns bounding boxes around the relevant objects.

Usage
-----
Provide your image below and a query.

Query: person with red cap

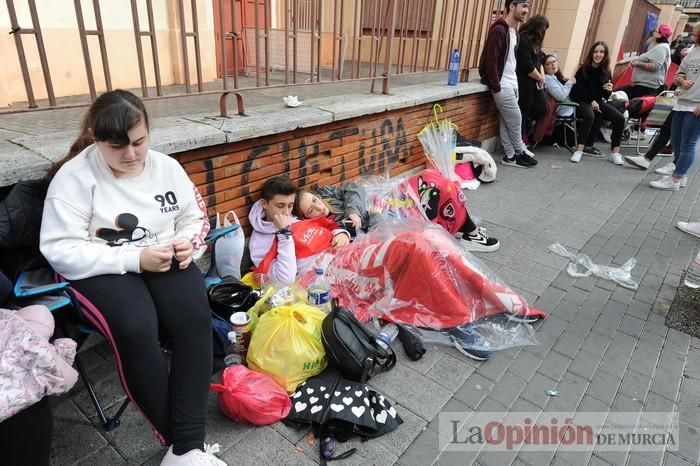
[621,23,673,98]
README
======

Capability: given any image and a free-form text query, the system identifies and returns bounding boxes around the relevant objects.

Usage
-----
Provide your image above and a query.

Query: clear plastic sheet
[300,221,543,352]
[356,175,427,225]
[417,104,460,182]
[548,243,639,290]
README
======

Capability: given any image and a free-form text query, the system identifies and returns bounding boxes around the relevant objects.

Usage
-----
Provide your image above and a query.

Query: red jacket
[479,18,518,94]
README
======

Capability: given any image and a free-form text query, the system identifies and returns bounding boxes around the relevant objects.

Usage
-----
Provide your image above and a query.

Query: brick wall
[174,92,498,231]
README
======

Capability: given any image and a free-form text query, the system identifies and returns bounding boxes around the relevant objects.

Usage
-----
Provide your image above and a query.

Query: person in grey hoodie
[620,23,672,98]
[650,22,700,191]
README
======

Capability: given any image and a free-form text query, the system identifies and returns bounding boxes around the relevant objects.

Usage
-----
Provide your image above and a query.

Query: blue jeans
[671,110,700,177]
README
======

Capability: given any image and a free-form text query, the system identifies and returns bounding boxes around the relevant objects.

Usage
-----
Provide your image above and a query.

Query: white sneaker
[610,153,624,166]
[655,162,675,175]
[677,221,700,239]
[681,176,688,188]
[570,151,583,163]
[624,155,650,170]
[649,176,680,191]
[161,445,227,466]
[522,146,536,158]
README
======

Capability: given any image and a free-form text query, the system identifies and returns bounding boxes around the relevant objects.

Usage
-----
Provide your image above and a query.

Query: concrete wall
[174,92,498,230]
[0,0,217,107]
[596,0,635,62]
[543,0,596,77]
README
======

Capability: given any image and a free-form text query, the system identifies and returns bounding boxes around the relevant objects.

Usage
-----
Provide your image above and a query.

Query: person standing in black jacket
[569,41,625,165]
[516,15,549,147]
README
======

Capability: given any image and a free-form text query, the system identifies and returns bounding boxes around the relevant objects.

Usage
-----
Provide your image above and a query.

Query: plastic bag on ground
[214,210,245,279]
[210,365,291,425]
[299,221,543,353]
[246,303,327,392]
[417,104,460,182]
[548,243,639,290]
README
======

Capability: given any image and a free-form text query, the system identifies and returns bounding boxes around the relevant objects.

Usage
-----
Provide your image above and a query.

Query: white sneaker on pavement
[655,162,675,175]
[570,151,583,163]
[624,155,650,170]
[681,176,688,188]
[161,445,227,466]
[610,153,624,166]
[649,175,680,191]
[677,221,700,239]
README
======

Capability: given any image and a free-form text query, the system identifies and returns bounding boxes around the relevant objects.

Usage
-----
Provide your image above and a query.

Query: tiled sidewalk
[48,145,700,465]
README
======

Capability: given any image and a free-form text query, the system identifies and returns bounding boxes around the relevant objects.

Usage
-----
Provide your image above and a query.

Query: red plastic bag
[210,366,292,425]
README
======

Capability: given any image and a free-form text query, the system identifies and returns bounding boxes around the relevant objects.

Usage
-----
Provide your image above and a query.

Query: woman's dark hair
[580,40,611,79]
[48,90,148,179]
[261,175,296,201]
[544,54,567,85]
[519,15,549,50]
[656,36,668,44]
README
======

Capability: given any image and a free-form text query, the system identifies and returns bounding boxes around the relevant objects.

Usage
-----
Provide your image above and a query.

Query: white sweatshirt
[40,145,210,280]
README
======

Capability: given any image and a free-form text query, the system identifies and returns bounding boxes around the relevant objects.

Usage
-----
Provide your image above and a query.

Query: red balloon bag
[210,365,292,425]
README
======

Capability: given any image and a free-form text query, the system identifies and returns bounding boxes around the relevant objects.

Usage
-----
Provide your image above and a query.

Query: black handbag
[321,299,396,382]
[207,278,260,320]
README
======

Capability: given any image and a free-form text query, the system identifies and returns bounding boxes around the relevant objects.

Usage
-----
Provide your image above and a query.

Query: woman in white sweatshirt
[40,90,225,466]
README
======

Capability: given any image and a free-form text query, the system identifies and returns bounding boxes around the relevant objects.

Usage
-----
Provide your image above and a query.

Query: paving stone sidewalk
[48,145,700,466]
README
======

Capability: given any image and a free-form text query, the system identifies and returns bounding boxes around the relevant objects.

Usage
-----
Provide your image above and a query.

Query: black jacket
[516,34,544,92]
[0,178,49,278]
[570,66,612,104]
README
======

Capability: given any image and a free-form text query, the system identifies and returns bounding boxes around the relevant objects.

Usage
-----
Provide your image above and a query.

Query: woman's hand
[140,245,173,272]
[602,82,613,92]
[681,78,695,90]
[694,104,700,118]
[172,239,194,269]
[346,213,362,229]
[591,101,601,113]
[331,233,350,247]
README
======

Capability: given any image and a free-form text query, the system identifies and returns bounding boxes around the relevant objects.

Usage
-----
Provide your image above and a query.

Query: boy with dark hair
[479,0,537,168]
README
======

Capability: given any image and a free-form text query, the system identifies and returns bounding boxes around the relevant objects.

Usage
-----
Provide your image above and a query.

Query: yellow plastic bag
[246,303,327,393]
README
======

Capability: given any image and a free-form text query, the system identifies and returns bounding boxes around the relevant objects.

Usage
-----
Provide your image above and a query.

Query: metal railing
[3,0,548,116]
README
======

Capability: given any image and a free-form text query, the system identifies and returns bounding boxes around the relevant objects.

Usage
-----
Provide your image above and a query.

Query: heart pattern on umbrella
[287,376,402,437]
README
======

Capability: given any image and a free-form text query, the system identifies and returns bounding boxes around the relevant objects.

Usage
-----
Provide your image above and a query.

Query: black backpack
[321,299,396,382]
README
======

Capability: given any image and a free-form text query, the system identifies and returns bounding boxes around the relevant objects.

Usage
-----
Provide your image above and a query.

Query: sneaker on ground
[505,311,543,324]
[681,176,687,188]
[609,153,624,166]
[161,445,227,466]
[501,155,529,168]
[461,227,500,252]
[583,146,603,157]
[677,221,700,239]
[650,175,680,191]
[570,151,583,163]
[655,162,675,175]
[446,326,492,361]
[522,146,536,158]
[624,155,650,170]
[518,152,538,166]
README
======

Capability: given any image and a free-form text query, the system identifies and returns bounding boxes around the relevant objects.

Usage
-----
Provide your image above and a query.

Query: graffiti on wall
[232,116,412,207]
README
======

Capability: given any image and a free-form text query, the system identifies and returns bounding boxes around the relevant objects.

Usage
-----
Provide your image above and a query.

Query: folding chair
[11,224,241,431]
[553,101,580,153]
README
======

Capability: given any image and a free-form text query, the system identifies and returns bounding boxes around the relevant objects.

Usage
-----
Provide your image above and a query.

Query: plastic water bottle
[685,252,700,289]
[376,323,399,350]
[223,331,242,366]
[308,268,331,312]
[448,49,460,86]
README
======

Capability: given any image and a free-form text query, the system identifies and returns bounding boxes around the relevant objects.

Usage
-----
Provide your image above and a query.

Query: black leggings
[645,111,674,161]
[519,87,548,135]
[0,397,52,466]
[459,213,478,236]
[577,101,626,148]
[70,262,212,455]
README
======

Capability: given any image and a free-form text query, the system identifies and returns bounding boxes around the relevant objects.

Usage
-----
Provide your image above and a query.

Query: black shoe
[501,155,529,168]
[461,227,500,252]
[517,152,538,166]
[584,146,603,157]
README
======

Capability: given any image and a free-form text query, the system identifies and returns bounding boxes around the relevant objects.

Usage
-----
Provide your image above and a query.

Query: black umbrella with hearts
[285,373,403,440]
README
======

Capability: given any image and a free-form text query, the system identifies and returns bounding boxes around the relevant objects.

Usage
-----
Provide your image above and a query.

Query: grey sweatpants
[493,87,524,158]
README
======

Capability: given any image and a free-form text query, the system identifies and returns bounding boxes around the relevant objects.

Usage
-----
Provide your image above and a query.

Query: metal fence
[3,0,548,116]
